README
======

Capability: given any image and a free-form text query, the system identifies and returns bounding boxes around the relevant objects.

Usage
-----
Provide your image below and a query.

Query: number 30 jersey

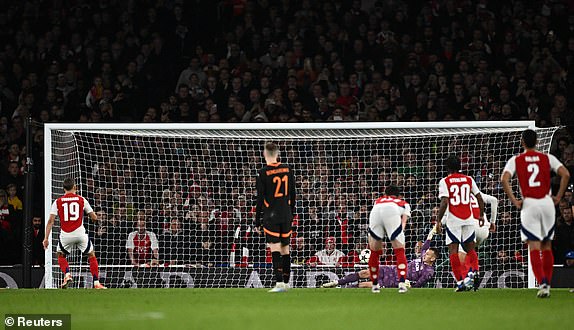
[255,163,297,225]
[503,150,563,199]
[438,173,480,220]
[50,193,94,233]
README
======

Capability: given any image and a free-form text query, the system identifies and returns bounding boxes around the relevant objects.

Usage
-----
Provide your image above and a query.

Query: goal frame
[43,121,539,289]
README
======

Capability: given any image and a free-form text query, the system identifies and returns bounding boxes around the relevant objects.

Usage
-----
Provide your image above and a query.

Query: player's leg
[77,234,105,289]
[280,222,292,288]
[539,200,556,297]
[56,236,72,289]
[367,235,383,293]
[323,270,366,288]
[367,207,384,293]
[445,219,465,289]
[265,223,287,292]
[521,201,550,297]
[390,226,408,293]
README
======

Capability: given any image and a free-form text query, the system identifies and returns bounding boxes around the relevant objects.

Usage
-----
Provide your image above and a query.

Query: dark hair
[264,142,278,156]
[428,247,439,259]
[445,155,461,173]
[385,184,400,196]
[63,178,75,191]
[521,129,537,148]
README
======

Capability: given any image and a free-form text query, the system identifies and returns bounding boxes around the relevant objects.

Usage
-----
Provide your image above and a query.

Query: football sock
[449,253,463,281]
[542,250,554,285]
[338,272,360,285]
[368,249,382,285]
[58,255,69,274]
[529,249,544,284]
[282,254,291,284]
[463,254,471,275]
[394,247,408,283]
[271,251,283,284]
[466,249,479,273]
[88,256,99,282]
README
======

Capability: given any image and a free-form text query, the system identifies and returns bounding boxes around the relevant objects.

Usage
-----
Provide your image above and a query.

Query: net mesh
[46,125,558,288]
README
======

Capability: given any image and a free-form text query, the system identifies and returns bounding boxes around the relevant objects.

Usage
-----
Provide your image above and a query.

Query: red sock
[466,249,479,273]
[542,250,554,285]
[529,249,544,284]
[88,256,100,281]
[449,253,463,281]
[394,247,408,282]
[368,249,382,285]
[58,255,69,274]
[463,255,471,274]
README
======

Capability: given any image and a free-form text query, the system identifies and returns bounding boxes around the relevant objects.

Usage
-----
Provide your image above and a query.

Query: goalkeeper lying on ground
[322,240,439,289]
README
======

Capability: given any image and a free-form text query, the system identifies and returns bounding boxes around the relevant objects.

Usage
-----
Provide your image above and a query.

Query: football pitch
[2,288,573,330]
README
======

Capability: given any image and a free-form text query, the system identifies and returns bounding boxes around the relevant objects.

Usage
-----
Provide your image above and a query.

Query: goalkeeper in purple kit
[322,240,439,289]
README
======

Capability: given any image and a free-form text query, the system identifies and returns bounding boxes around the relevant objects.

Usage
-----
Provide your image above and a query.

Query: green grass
[2,289,573,330]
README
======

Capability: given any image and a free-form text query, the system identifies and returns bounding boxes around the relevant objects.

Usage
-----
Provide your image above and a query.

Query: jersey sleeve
[502,156,516,176]
[482,193,499,223]
[548,154,564,172]
[49,200,58,215]
[402,202,412,218]
[438,178,448,199]
[126,232,135,249]
[412,266,435,288]
[470,177,480,195]
[83,197,94,214]
[149,232,159,250]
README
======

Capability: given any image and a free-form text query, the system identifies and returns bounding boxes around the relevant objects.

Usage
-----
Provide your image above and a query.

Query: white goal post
[43,121,558,289]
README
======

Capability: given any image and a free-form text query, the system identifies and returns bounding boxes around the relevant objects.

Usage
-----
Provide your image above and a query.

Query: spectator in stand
[31,215,44,265]
[307,237,345,267]
[554,204,574,264]
[6,184,22,211]
[126,219,160,267]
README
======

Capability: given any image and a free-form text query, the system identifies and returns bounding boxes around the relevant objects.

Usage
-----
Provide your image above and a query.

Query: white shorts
[459,220,490,253]
[368,204,405,244]
[57,226,94,255]
[520,196,556,242]
[444,214,475,245]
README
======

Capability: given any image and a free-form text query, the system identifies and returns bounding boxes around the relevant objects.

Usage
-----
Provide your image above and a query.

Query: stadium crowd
[0,0,573,270]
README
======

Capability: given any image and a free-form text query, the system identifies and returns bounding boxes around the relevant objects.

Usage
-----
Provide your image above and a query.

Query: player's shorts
[263,222,292,245]
[368,204,405,244]
[459,220,490,253]
[520,196,556,242]
[444,214,475,245]
[57,226,94,255]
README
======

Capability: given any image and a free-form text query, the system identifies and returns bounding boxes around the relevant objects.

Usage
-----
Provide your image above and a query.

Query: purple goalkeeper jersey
[378,258,435,288]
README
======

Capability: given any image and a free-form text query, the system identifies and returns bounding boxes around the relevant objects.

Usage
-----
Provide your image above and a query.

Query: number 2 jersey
[503,150,563,199]
[438,172,480,220]
[49,193,94,233]
[255,163,296,225]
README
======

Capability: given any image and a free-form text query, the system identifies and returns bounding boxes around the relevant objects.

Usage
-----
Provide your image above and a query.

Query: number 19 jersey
[503,150,563,199]
[438,173,480,220]
[50,193,94,233]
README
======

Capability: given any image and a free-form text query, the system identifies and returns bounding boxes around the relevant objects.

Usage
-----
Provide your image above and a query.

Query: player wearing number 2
[501,129,570,298]
[255,142,296,293]
[436,155,485,292]
[43,178,106,289]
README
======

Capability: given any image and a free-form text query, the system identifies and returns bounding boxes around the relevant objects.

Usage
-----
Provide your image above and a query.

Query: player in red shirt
[437,155,484,292]
[43,178,106,289]
[501,129,570,298]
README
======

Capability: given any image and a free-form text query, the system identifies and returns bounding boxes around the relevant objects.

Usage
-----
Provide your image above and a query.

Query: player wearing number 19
[255,142,296,293]
[501,129,570,298]
[43,178,106,289]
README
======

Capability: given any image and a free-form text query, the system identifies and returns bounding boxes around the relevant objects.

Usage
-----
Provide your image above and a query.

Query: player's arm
[501,156,522,209]
[436,179,448,234]
[150,232,160,265]
[289,169,296,214]
[401,203,411,231]
[550,154,571,204]
[43,201,59,249]
[412,268,434,288]
[483,193,499,232]
[470,177,485,223]
[254,170,265,229]
[126,233,138,266]
[83,198,97,221]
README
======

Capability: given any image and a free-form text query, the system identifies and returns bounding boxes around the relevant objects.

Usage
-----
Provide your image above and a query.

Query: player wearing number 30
[436,155,484,292]
[501,129,570,298]
[43,178,106,289]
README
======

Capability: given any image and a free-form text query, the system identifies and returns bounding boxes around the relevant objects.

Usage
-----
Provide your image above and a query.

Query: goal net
[44,122,558,289]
